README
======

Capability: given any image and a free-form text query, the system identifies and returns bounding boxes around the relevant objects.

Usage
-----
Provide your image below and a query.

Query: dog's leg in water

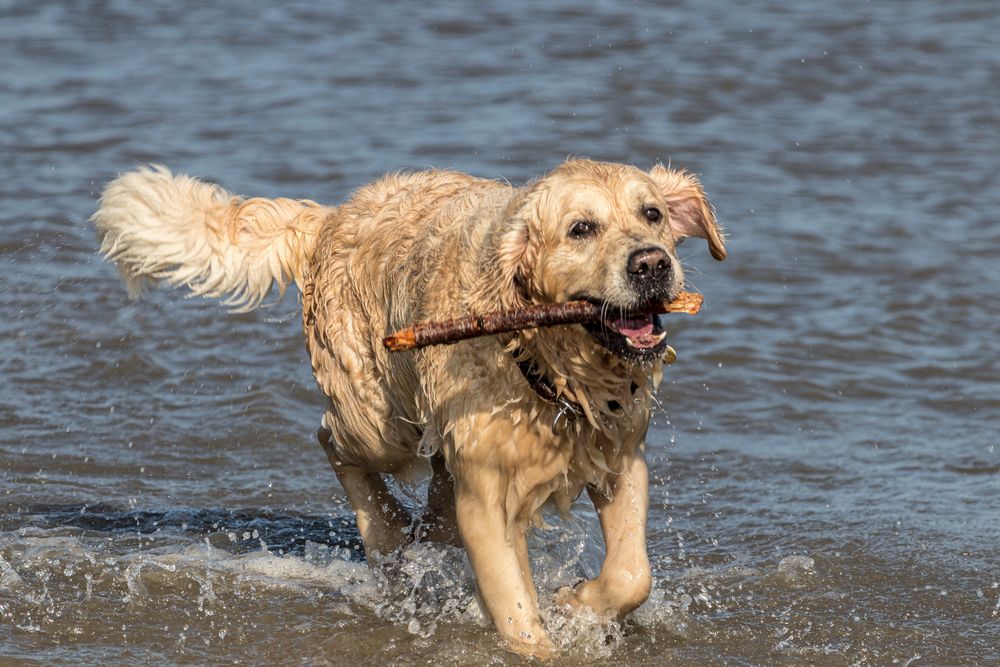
[559,451,653,618]
[416,453,462,546]
[317,426,411,556]
[453,468,553,658]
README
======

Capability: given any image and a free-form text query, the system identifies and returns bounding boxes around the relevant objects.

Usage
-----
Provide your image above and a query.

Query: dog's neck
[509,326,661,435]
[510,345,586,431]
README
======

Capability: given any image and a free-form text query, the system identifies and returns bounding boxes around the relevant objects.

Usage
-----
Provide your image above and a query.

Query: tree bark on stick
[383,291,703,352]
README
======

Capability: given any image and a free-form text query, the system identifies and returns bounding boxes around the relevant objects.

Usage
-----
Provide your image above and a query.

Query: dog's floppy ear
[477,192,534,309]
[498,216,529,286]
[495,206,533,308]
[648,164,726,261]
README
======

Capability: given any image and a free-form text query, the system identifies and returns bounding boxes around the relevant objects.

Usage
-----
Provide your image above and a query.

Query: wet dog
[93,159,725,655]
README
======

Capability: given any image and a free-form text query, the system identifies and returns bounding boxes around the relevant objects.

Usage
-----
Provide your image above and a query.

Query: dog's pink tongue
[613,318,654,338]
[608,316,664,349]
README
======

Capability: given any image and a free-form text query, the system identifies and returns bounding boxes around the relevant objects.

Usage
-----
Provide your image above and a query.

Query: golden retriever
[93,159,726,656]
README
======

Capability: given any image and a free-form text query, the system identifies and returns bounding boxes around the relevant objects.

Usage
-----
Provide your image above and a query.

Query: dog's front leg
[561,449,652,618]
[453,466,553,657]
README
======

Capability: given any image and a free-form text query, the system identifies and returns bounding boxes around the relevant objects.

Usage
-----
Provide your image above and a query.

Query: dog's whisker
[601,300,613,336]
[682,263,705,278]
[683,276,703,295]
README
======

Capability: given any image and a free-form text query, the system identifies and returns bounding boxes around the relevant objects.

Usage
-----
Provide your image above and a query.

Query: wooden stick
[383,291,703,352]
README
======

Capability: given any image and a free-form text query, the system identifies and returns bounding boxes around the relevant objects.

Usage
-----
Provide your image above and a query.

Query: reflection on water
[1,0,998,664]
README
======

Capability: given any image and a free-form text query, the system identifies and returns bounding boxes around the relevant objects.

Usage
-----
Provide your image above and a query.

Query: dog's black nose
[627,247,671,283]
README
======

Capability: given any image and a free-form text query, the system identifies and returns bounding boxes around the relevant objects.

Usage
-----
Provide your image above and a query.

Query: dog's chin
[576,297,671,364]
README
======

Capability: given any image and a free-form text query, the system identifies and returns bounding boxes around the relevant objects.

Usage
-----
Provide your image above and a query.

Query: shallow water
[2,1,998,664]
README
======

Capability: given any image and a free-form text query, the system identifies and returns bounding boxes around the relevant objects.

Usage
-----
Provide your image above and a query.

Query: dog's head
[497,159,725,362]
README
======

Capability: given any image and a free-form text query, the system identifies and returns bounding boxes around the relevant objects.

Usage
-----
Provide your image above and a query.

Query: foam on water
[3,502,997,664]
[0,510,647,661]
[1,505,949,666]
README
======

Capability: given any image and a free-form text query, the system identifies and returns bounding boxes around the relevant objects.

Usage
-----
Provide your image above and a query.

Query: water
[2,1,998,664]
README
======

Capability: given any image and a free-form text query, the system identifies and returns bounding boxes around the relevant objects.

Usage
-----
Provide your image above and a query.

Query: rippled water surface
[2,1,998,664]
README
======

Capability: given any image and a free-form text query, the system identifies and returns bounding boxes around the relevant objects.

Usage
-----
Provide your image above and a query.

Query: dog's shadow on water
[4,504,366,561]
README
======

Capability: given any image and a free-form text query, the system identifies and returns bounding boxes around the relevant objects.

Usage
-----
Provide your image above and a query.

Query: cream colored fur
[93,159,725,657]
[93,164,329,311]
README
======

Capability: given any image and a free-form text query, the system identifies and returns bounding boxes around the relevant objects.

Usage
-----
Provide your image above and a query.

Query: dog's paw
[554,580,587,608]
[507,636,556,662]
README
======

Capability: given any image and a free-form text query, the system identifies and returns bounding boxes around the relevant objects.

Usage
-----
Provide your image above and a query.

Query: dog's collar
[512,347,646,434]
[511,347,585,434]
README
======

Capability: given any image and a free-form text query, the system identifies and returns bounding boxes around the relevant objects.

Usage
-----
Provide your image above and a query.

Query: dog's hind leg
[317,425,411,557]
[558,450,652,618]
[416,452,461,546]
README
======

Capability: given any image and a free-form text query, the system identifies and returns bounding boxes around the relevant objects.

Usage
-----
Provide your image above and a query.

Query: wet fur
[93,158,725,655]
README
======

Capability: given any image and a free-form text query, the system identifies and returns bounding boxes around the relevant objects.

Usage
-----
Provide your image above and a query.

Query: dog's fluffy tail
[92,164,330,311]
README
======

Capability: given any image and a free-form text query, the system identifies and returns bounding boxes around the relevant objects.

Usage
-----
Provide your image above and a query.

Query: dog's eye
[569,220,598,239]
[643,207,663,223]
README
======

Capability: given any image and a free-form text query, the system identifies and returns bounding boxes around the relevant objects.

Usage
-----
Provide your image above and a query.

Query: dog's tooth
[625,337,637,348]
[663,345,677,364]
[652,331,667,344]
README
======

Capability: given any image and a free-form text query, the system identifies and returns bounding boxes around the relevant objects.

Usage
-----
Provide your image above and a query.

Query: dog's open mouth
[579,300,670,360]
